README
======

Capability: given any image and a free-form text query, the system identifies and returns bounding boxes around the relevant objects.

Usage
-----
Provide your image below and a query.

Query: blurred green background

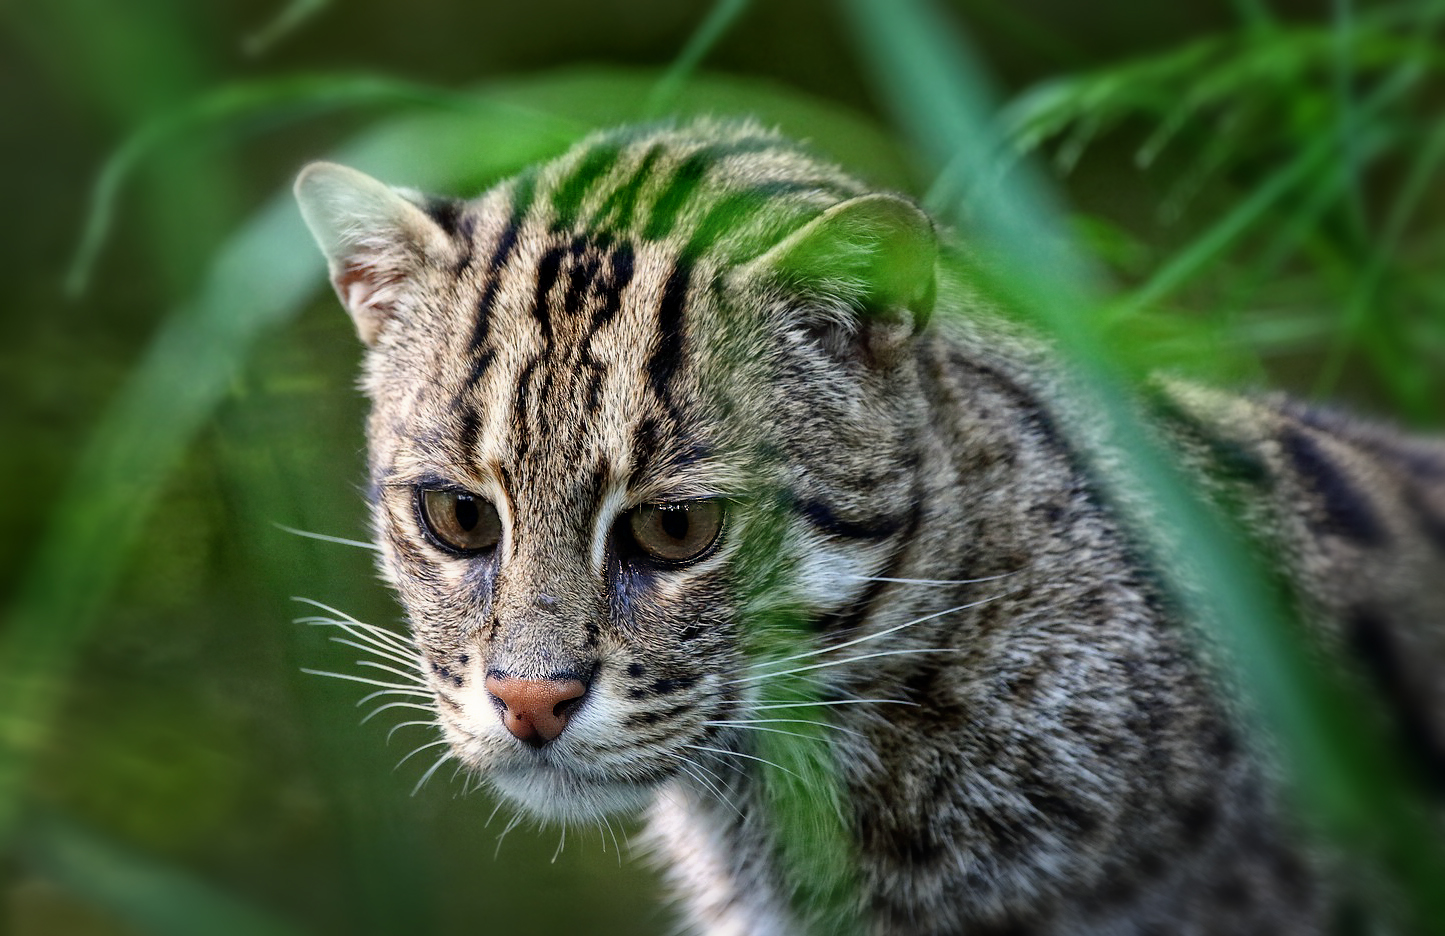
[3,1,1443,934]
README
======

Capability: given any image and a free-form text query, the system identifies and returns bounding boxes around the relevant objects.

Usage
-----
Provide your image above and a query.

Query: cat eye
[417,488,502,554]
[626,500,724,565]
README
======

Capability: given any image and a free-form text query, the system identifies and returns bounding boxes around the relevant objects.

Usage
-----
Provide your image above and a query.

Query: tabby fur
[294,120,1445,935]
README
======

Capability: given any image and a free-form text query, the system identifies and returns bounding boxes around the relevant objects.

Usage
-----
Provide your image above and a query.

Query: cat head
[295,122,938,819]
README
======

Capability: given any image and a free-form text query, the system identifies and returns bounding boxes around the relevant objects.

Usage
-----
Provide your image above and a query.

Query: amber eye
[627,500,724,564]
[417,488,502,554]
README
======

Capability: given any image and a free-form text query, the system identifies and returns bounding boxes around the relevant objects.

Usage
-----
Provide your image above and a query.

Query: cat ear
[294,162,453,346]
[738,193,937,358]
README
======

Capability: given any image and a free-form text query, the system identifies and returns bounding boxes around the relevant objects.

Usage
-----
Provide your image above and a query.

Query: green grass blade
[243,0,330,56]
[66,74,480,296]
[1314,115,1445,407]
[21,811,309,936]
[842,0,1445,930]
[646,0,753,117]
[0,96,578,843]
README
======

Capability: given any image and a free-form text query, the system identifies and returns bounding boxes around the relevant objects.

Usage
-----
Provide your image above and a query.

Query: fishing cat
[294,120,1445,935]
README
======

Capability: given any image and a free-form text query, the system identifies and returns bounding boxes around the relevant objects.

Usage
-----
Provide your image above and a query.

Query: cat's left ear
[738,192,937,350]
[294,162,454,346]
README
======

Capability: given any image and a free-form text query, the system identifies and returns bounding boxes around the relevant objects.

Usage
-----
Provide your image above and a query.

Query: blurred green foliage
[2,0,1442,934]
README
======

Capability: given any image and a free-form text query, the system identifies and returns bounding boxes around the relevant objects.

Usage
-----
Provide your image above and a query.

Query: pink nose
[484,675,588,746]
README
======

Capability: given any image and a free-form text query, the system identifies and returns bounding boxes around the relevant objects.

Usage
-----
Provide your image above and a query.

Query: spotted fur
[295,121,1445,935]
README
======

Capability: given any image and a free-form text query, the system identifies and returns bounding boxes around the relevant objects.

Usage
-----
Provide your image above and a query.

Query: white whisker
[360,701,435,724]
[320,633,421,670]
[843,570,1018,587]
[705,717,864,739]
[292,598,412,650]
[740,647,961,685]
[484,799,506,830]
[385,719,438,742]
[704,723,832,743]
[448,760,470,794]
[356,659,429,686]
[740,596,998,681]
[275,523,382,551]
[306,619,415,655]
[410,750,453,796]
[495,812,525,858]
[750,697,917,712]
[301,668,430,695]
[355,687,433,706]
[681,743,802,780]
[599,813,624,864]
[551,822,567,863]
[664,752,744,818]
[395,738,450,770]
[300,620,417,664]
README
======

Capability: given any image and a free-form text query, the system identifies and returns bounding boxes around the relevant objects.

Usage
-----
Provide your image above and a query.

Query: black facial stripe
[647,258,691,403]
[512,355,540,465]
[794,496,914,541]
[814,494,925,633]
[465,174,536,363]
[456,406,481,462]
[551,143,622,232]
[1280,426,1386,546]
[642,138,782,242]
[643,150,711,242]
[422,195,464,236]
[576,241,634,418]
[628,674,700,700]
[588,144,662,233]
[508,243,568,459]
[683,186,821,266]
[463,348,495,398]
[560,237,603,343]
[625,702,695,730]
[629,415,661,479]
[430,661,465,688]
[592,240,634,333]
[530,244,565,348]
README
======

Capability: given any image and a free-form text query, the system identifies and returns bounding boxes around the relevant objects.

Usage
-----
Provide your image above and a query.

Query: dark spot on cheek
[650,675,698,696]
[431,661,465,688]
[627,662,646,678]
[628,674,699,699]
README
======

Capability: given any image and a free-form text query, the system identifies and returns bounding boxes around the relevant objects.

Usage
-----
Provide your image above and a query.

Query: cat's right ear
[294,162,452,346]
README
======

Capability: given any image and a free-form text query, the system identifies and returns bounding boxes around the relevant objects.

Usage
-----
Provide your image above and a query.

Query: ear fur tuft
[294,162,453,346]
[737,193,938,364]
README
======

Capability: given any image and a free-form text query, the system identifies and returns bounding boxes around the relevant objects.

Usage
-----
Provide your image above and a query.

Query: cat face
[295,123,936,820]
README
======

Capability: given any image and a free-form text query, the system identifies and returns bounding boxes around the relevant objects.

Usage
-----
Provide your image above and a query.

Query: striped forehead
[522,128,863,258]
[384,127,872,508]
[465,230,681,479]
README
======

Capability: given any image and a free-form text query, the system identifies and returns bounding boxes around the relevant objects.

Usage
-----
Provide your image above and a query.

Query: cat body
[294,121,1445,935]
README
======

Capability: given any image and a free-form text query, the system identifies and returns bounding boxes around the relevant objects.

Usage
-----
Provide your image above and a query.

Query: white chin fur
[488,767,656,822]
